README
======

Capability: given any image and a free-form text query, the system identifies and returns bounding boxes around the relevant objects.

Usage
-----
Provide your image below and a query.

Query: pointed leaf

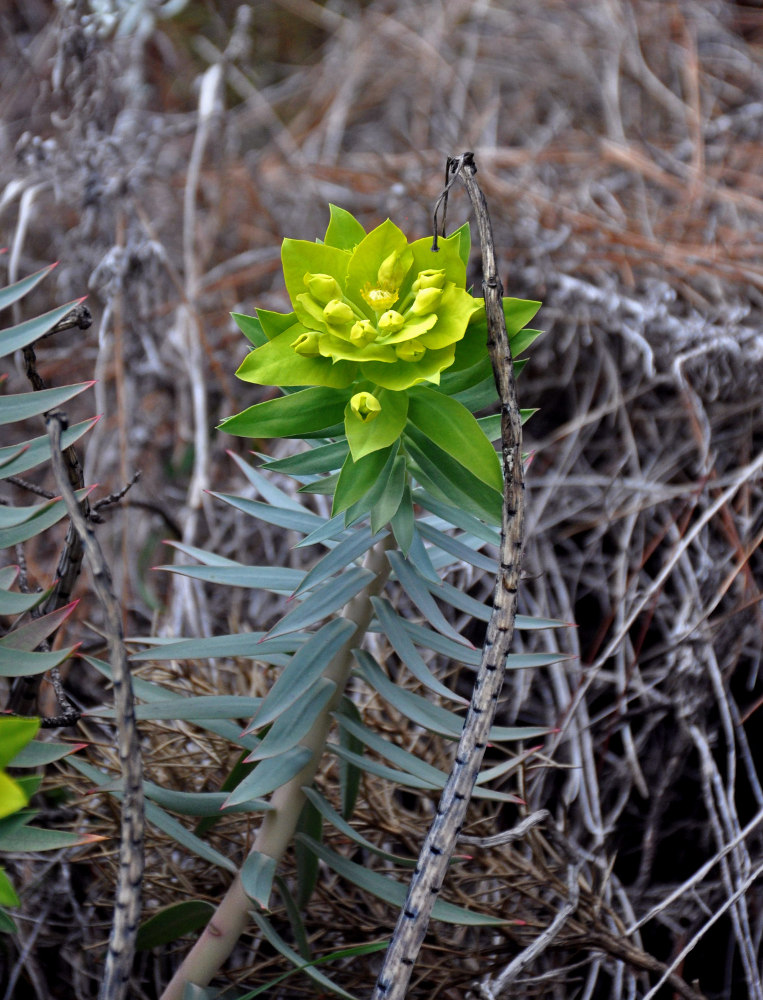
[245,679,335,762]
[241,851,276,910]
[250,910,361,1000]
[262,440,348,476]
[296,836,506,926]
[386,550,472,648]
[232,312,267,348]
[0,263,56,312]
[0,381,93,427]
[294,526,385,597]
[0,644,77,678]
[0,299,85,358]
[294,796,323,910]
[0,417,98,481]
[0,487,93,547]
[136,900,216,950]
[220,387,349,439]
[407,386,502,490]
[324,204,367,251]
[370,597,465,703]
[223,747,313,807]
[67,757,236,872]
[333,444,395,516]
[211,491,325,536]
[157,563,305,594]
[249,619,355,730]
[0,601,78,652]
[264,566,373,640]
[301,787,411,865]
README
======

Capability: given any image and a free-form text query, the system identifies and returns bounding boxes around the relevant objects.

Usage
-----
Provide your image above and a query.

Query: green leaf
[220,386,350,439]
[136,900,216,950]
[257,308,300,342]
[0,486,93,548]
[370,455,407,534]
[0,644,77,678]
[211,492,325,536]
[386,550,472,648]
[248,619,355,730]
[344,447,399,526]
[324,204,367,251]
[223,747,313,808]
[333,444,396,516]
[354,651,547,746]
[129,633,299,664]
[0,823,102,852]
[301,786,411,865]
[296,835,506,926]
[448,222,471,269]
[0,601,78,652]
[245,679,335,762]
[397,620,481,667]
[0,868,20,907]
[0,773,28,820]
[156,563,305,594]
[414,488,500,546]
[404,424,502,524]
[370,597,464,703]
[407,386,502,491]
[0,381,93,427]
[416,521,496,573]
[67,757,236,873]
[390,483,414,554]
[294,796,323,909]
[275,875,312,960]
[0,263,56,312]
[0,586,49,617]
[250,910,362,1000]
[328,743,439,791]
[232,312,267,348]
[9,738,84,767]
[294,526,386,597]
[0,717,39,769]
[504,298,542,338]
[90,695,264,723]
[143,781,271,816]
[261,440,349,476]
[344,388,408,462]
[0,417,98,481]
[263,566,373,639]
[0,299,85,358]
[241,851,276,910]
[336,698,363,820]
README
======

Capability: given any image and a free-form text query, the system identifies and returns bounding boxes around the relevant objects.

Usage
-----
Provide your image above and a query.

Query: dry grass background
[1,0,762,998]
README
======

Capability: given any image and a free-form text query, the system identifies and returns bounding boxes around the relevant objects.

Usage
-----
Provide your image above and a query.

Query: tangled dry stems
[1,0,762,997]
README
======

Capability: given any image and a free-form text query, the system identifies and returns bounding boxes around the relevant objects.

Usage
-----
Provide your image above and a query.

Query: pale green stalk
[160,536,393,1000]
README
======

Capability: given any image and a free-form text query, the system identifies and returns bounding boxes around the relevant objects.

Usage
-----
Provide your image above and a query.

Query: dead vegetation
[1,1,762,998]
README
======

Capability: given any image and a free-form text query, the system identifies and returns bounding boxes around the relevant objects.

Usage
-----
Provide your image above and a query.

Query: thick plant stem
[371,152,527,1000]
[160,535,393,1000]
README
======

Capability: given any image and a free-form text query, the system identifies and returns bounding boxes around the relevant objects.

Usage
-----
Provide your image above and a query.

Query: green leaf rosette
[221,205,541,537]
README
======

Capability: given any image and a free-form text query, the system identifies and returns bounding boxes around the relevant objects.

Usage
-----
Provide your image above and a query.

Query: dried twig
[371,151,527,1000]
[46,411,144,1000]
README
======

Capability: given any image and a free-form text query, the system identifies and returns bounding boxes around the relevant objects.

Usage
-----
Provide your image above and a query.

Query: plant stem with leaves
[160,536,393,1000]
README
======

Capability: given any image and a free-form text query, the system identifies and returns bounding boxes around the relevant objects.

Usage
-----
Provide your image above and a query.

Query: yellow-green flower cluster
[235,214,482,406]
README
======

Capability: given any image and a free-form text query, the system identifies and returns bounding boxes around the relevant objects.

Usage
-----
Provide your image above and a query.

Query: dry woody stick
[46,411,144,1000]
[371,151,527,1000]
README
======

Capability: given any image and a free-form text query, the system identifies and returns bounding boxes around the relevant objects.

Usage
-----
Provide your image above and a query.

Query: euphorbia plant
[219,205,533,534]
[132,190,552,1000]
